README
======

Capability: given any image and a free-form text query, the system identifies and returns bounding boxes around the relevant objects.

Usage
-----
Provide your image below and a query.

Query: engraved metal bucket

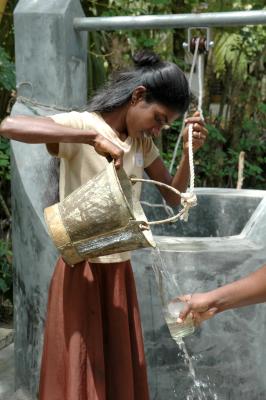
[44,162,182,265]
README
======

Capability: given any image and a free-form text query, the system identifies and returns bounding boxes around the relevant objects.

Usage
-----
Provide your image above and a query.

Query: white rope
[133,178,197,224]
[169,38,200,175]
[197,54,204,120]
[188,124,195,193]
[175,46,206,220]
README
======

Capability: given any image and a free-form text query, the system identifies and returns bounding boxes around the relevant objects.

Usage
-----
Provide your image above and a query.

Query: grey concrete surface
[11,0,87,397]
[14,0,87,110]
[0,329,14,351]
[0,344,15,399]
[131,186,266,400]
[10,0,266,399]
[0,342,33,400]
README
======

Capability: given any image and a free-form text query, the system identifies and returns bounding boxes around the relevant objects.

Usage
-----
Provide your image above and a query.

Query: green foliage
[87,32,107,95]
[161,119,183,169]
[0,137,11,181]
[0,46,15,91]
[240,25,266,59]
[214,25,266,81]
[81,0,175,72]
[0,0,18,59]
[214,33,248,79]
[0,139,11,304]
[0,239,12,303]
[0,2,15,316]
[162,108,266,189]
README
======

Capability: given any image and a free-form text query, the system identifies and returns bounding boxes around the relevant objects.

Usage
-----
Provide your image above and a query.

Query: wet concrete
[0,328,13,351]
[11,0,87,396]
[131,186,266,399]
[0,344,15,399]
[0,343,33,400]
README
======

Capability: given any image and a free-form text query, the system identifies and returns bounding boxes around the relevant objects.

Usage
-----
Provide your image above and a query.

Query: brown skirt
[39,258,150,400]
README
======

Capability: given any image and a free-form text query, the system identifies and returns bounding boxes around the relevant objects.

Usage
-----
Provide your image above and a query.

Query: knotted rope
[132,178,196,225]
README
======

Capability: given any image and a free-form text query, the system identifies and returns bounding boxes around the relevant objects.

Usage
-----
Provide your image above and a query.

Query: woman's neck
[101,106,129,141]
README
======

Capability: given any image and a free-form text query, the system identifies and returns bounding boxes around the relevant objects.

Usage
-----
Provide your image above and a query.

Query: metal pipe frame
[74,10,266,31]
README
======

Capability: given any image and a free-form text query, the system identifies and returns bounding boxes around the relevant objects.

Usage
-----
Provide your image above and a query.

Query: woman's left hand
[182,111,208,153]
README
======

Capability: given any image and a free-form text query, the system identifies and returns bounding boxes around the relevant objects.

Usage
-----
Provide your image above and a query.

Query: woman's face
[125,89,179,139]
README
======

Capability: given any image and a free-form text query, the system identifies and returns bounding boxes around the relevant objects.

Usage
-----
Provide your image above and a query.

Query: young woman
[0,50,208,400]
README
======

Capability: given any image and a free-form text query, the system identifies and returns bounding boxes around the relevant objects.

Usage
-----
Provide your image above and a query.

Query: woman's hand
[182,111,208,153]
[176,293,219,326]
[93,133,124,169]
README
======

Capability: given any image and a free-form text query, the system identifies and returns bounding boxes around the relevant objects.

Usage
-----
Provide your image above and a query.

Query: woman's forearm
[0,116,98,144]
[170,151,190,195]
[0,115,124,168]
[209,264,266,313]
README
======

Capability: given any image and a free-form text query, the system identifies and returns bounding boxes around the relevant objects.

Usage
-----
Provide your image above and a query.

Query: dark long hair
[86,50,190,114]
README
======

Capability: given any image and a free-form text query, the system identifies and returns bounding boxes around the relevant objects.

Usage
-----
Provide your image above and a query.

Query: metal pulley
[183,27,214,53]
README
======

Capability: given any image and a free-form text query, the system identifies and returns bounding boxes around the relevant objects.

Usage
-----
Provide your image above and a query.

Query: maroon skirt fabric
[39,257,150,400]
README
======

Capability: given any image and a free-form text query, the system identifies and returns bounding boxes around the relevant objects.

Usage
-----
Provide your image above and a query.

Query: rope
[169,38,200,175]
[16,81,79,112]
[188,124,195,193]
[16,95,77,113]
[132,178,197,224]
[169,45,206,220]
[197,54,204,120]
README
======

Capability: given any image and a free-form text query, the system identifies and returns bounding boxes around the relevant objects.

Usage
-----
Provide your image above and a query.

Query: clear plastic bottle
[164,300,195,344]
[152,248,195,343]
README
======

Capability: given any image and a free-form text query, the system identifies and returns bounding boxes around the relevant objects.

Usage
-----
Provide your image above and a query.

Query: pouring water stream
[151,247,218,400]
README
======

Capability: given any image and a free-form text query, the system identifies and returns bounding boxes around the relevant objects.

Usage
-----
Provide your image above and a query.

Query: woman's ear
[131,86,147,104]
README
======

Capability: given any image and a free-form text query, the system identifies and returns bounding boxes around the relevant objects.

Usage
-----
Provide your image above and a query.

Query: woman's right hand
[93,133,124,169]
[177,293,219,326]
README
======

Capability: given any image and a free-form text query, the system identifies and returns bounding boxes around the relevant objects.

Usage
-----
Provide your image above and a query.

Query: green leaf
[0,46,16,91]
[0,278,8,293]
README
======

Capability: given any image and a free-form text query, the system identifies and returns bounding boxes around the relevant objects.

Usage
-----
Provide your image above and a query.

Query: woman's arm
[0,115,124,168]
[178,263,266,324]
[145,111,207,206]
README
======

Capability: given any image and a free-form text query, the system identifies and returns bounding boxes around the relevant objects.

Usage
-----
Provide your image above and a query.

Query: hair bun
[133,50,161,68]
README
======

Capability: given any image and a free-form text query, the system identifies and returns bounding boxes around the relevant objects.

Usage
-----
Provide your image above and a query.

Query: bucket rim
[109,163,156,247]
[109,161,136,221]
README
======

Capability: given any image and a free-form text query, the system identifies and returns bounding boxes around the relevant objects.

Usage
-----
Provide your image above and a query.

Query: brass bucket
[44,162,184,265]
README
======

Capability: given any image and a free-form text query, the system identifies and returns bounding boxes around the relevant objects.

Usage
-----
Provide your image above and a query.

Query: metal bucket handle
[130,177,197,226]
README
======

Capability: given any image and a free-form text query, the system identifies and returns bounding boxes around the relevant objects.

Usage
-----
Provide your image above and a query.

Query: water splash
[176,338,218,400]
[151,247,218,399]
[152,247,195,343]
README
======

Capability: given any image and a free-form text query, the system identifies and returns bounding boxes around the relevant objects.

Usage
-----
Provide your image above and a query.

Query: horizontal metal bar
[74,10,266,31]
